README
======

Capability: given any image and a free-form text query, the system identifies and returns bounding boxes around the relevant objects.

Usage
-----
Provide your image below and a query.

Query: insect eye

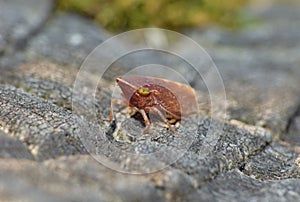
[138,87,150,96]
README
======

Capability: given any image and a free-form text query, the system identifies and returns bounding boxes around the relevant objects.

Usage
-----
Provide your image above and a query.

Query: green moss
[56,0,249,32]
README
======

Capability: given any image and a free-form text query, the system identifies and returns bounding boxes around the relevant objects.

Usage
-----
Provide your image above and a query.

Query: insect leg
[151,107,175,133]
[109,99,127,121]
[138,109,151,133]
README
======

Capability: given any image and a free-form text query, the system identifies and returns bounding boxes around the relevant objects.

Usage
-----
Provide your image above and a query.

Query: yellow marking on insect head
[138,87,150,95]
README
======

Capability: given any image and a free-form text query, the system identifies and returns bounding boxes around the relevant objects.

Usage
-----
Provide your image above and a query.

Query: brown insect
[110,75,198,133]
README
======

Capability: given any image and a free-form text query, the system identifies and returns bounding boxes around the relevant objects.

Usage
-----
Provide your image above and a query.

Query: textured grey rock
[3,62,80,110]
[0,85,87,160]
[0,156,166,202]
[285,108,300,146]
[219,58,300,135]
[198,169,300,202]
[26,13,109,68]
[0,160,70,202]
[0,130,34,159]
[0,0,54,68]
[243,142,300,180]
[0,62,113,123]
[187,5,300,135]
[172,120,271,183]
[44,156,166,202]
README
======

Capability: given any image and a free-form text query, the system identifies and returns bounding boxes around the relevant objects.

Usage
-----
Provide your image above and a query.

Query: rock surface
[0,130,34,160]
[26,13,109,68]
[0,0,54,68]
[0,1,300,201]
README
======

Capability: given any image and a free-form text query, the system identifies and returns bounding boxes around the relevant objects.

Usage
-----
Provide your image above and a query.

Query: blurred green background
[56,0,249,32]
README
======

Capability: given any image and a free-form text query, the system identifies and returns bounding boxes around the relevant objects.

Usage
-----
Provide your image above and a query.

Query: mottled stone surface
[285,108,300,147]
[188,5,300,135]
[26,13,109,68]
[243,142,300,180]
[0,1,300,202]
[0,157,166,202]
[198,169,300,202]
[0,130,34,159]
[0,0,54,68]
[0,85,87,160]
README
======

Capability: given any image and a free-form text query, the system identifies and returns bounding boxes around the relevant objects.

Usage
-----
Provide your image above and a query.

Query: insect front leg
[138,108,151,133]
[109,99,128,121]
